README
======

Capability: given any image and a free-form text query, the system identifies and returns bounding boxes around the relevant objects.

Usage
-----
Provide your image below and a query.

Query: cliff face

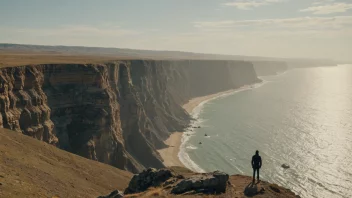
[0,60,260,172]
[252,61,288,76]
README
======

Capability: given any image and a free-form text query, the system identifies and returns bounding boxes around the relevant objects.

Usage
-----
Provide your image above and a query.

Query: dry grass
[0,128,132,198]
[0,51,139,67]
[0,49,235,68]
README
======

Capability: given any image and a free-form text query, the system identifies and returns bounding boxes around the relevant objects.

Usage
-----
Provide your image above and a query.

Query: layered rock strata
[0,60,260,172]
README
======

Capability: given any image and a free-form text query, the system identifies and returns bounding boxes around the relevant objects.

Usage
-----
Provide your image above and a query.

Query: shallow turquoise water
[180,65,352,198]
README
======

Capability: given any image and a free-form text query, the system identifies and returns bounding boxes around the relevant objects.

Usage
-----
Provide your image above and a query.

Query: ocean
[179,65,352,198]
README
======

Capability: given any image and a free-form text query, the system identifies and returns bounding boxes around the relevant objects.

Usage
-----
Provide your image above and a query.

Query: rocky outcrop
[252,61,288,76]
[0,60,260,172]
[112,167,299,197]
[123,168,229,195]
[108,167,300,197]
[125,168,174,194]
[171,171,229,194]
[0,67,57,144]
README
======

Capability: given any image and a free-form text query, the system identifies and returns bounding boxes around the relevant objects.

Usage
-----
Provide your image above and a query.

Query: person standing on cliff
[252,150,262,183]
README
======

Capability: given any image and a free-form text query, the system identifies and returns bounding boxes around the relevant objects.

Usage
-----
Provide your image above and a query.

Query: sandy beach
[157,89,236,167]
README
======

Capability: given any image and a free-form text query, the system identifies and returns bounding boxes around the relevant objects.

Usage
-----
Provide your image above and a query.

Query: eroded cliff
[0,60,260,172]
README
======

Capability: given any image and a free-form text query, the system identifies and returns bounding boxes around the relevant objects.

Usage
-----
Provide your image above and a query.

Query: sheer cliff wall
[252,61,288,76]
[0,60,260,173]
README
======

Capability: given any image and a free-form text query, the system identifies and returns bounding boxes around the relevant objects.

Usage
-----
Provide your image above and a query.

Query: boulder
[124,168,173,194]
[171,171,229,194]
[98,190,124,198]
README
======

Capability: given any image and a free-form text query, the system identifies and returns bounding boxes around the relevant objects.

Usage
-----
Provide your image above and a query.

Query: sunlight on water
[182,65,352,198]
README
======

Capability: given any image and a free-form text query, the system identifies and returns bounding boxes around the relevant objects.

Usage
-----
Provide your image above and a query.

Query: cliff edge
[100,167,300,198]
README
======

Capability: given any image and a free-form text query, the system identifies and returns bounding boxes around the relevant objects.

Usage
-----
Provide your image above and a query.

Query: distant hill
[0,43,337,65]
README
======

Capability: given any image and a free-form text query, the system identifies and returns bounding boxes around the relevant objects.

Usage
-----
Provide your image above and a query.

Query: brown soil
[0,128,132,198]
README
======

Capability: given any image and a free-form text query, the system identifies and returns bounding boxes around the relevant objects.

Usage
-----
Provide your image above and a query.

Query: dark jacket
[252,155,262,169]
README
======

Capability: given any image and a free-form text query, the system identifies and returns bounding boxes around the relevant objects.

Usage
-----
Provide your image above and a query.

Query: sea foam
[178,81,266,173]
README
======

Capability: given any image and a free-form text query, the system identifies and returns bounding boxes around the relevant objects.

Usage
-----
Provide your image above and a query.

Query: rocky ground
[100,167,300,198]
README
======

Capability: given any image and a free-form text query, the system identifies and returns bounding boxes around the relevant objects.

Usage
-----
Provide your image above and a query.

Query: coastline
[157,88,246,168]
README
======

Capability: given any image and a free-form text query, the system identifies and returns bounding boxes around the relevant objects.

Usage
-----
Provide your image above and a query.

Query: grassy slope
[0,129,132,198]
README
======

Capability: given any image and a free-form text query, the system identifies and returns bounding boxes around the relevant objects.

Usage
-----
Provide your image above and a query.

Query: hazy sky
[0,0,351,60]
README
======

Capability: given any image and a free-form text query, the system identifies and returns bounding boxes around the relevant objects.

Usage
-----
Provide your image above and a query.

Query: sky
[0,0,351,61]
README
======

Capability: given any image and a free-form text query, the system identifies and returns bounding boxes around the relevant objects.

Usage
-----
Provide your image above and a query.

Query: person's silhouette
[251,150,262,183]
